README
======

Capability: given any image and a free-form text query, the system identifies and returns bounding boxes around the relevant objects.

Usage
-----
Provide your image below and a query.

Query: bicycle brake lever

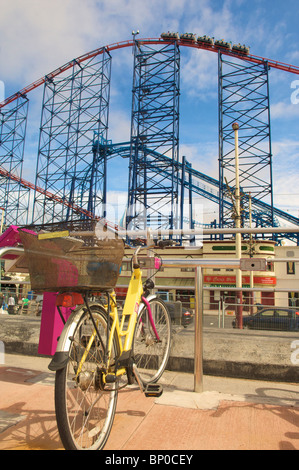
[132,246,142,268]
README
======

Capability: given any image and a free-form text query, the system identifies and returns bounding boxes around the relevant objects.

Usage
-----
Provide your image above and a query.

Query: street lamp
[232,123,243,329]
[132,30,140,41]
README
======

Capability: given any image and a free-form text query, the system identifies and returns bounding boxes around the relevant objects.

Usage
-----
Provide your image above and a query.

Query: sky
[1,0,299,228]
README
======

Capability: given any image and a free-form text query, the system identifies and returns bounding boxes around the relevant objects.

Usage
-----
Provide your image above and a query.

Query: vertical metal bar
[232,122,243,329]
[218,51,224,235]
[180,155,186,241]
[265,61,274,230]
[194,266,203,393]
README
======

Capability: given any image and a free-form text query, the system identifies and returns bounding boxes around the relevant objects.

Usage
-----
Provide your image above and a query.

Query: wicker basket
[18,229,124,292]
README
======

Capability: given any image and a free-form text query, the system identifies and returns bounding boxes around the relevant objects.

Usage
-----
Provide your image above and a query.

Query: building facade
[275,245,299,308]
[117,239,279,310]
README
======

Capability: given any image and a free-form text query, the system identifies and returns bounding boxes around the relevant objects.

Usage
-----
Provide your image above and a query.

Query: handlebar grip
[157,240,175,248]
[132,246,142,268]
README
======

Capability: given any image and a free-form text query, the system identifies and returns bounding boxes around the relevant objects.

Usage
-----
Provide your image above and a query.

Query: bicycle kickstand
[132,364,163,398]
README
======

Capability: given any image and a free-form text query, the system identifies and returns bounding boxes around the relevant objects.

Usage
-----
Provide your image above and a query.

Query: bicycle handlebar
[131,245,162,272]
[156,239,178,248]
[132,246,142,267]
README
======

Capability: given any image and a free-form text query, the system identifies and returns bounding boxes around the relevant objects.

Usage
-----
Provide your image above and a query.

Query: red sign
[247,276,276,285]
[204,275,235,284]
[204,275,276,286]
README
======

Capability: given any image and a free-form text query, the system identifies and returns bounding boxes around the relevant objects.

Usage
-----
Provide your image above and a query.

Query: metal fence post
[194,266,203,392]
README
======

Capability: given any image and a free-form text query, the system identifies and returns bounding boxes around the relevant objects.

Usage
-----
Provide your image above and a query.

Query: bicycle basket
[18,229,124,292]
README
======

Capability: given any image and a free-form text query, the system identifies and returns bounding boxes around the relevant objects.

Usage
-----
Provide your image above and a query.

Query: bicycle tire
[55,303,119,450]
[133,296,171,384]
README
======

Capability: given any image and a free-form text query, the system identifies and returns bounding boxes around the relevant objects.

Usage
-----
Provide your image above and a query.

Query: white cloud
[271,137,299,214]
[108,109,131,143]
[273,171,299,215]
[0,0,196,87]
[181,49,218,99]
[271,101,299,119]
[180,142,219,179]
[104,190,127,223]
[287,50,299,63]
[272,139,299,157]
[0,0,244,93]
[0,1,96,84]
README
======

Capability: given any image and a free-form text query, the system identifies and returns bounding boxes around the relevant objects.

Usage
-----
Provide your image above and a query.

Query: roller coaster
[1,34,299,243]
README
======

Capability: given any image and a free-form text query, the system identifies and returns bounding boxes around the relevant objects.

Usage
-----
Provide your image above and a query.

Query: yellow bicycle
[47,244,172,450]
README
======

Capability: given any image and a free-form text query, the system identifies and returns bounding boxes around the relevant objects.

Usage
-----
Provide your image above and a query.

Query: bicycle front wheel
[55,304,119,450]
[133,297,171,384]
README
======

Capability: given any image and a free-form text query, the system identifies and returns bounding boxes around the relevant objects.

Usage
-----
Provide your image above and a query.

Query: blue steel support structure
[127,41,180,231]
[102,140,299,241]
[32,49,111,224]
[1,37,298,245]
[0,95,30,227]
[218,53,274,230]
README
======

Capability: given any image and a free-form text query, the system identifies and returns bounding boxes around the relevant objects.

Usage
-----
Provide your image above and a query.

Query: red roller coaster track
[1,37,299,109]
[1,36,298,228]
[0,166,95,220]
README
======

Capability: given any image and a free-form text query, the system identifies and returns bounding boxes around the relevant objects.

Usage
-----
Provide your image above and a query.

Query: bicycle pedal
[105,374,116,383]
[144,384,163,398]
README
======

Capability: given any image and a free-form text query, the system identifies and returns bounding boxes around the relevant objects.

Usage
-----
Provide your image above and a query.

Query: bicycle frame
[106,263,144,380]
[106,281,160,376]
[46,237,170,450]
[50,247,162,387]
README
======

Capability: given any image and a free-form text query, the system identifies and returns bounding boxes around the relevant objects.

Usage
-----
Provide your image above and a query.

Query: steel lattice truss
[0,37,298,243]
[218,53,273,228]
[32,49,111,224]
[127,41,180,230]
[0,95,30,227]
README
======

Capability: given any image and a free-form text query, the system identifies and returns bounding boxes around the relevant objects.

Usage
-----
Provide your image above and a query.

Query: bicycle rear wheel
[133,296,171,384]
[55,303,119,450]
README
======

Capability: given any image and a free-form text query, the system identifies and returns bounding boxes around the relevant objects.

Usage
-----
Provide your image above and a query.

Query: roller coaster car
[161,32,180,40]
[180,33,197,42]
[232,43,250,55]
[215,39,232,50]
[197,35,214,46]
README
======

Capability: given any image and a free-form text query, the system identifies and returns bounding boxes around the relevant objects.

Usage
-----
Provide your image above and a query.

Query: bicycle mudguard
[138,294,156,314]
[139,294,161,341]
[48,307,84,371]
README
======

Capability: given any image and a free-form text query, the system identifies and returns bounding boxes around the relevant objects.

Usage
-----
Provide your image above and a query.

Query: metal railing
[1,226,299,393]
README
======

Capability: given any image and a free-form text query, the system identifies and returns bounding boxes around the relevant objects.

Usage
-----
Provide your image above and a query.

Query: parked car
[165,302,194,327]
[232,308,299,331]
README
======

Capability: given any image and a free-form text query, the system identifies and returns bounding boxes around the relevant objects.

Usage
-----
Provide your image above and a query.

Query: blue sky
[1,0,299,225]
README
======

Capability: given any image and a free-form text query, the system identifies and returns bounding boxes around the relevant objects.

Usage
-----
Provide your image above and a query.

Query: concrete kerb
[169,327,299,383]
[0,315,298,383]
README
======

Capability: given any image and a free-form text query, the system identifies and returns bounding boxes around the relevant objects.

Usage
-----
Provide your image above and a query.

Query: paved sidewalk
[0,354,298,450]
